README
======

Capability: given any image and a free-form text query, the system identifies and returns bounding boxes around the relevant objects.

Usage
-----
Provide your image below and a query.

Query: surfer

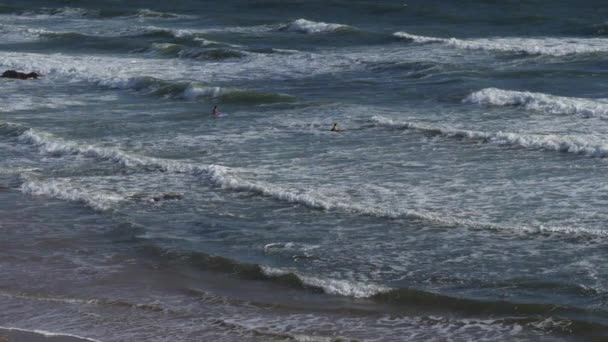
[212,105,221,116]
[330,123,342,132]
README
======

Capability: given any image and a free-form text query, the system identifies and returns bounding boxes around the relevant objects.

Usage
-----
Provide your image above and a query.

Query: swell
[8,124,608,239]
[128,245,608,332]
[39,32,98,41]
[0,287,349,341]
[0,24,183,51]
[140,43,245,61]
[465,88,608,119]
[36,31,141,52]
[27,26,208,48]
[99,76,295,104]
[394,32,608,57]
[0,289,172,314]
[0,121,29,137]
[373,287,592,318]
[371,115,608,158]
[3,250,607,336]
[0,4,20,14]
[3,6,190,19]
[577,22,608,37]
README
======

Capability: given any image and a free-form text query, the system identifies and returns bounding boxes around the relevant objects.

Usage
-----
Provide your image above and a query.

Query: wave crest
[8,124,608,238]
[394,32,608,57]
[261,266,390,298]
[94,76,295,104]
[20,176,125,211]
[465,88,608,118]
[281,19,354,34]
[372,115,608,158]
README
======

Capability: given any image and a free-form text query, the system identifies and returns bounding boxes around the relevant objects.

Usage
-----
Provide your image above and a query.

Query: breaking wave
[281,18,355,34]
[17,128,209,174]
[123,245,608,328]
[394,32,608,56]
[7,124,608,238]
[261,266,390,298]
[20,176,125,211]
[371,115,608,158]
[465,88,608,119]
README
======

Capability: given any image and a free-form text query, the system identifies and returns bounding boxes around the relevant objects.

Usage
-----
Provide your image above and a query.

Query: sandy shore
[0,327,97,342]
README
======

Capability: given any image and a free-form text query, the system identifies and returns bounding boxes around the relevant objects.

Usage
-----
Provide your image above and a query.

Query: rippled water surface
[2,1,608,341]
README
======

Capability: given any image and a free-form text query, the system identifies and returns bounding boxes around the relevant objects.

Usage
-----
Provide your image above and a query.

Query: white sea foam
[0,167,40,175]
[20,177,125,211]
[0,94,86,112]
[263,242,295,252]
[465,88,608,118]
[13,128,439,220]
[260,266,391,298]
[0,48,356,88]
[18,129,208,174]
[371,115,608,158]
[394,32,608,56]
[263,242,320,257]
[283,19,353,34]
[225,314,528,342]
[13,126,608,238]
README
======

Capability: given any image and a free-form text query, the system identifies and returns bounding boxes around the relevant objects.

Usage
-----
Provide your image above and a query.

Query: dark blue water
[2,1,608,341]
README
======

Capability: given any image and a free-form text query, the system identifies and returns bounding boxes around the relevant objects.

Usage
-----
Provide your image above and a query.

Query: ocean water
[1,1,608,341]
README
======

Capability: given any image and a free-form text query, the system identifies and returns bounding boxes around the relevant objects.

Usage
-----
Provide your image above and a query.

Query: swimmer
[212,105,221,116]
[330,123,342,132]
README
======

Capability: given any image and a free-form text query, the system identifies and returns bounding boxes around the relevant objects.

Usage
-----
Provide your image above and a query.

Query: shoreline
[0,327,99,342]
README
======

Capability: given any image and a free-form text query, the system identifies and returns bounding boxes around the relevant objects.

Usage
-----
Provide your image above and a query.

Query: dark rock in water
[0,185,11,191]
[1,70,39,79]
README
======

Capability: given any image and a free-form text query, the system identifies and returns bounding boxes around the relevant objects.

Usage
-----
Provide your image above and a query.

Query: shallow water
[2,1,608,341]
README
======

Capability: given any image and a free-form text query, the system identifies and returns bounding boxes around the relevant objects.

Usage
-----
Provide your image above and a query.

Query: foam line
[394,32,608,56]
[465,88,608,118]
[371,115,608,158]
[261,266,391,298]
[11,125,608,238]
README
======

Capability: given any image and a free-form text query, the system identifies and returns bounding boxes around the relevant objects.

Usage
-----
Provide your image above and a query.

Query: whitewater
[1,1,608,341]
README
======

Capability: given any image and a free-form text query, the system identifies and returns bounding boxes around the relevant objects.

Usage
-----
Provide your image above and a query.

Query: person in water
[212,105,221,116]
[330,123,341,132]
